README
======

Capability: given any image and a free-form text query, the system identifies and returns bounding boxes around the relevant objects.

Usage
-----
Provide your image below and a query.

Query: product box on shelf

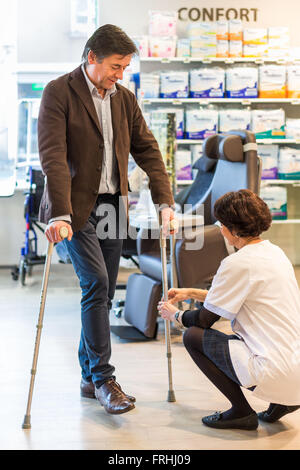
[216,21,229,40]
[219,109,251,133]
[149,10,177,37]
[258,65,287,99]
[226,66,258,98]
[243,28,268,45]
[149,36,177,58]
[251,109,286,139]
[151,107,184,139]
[190,36,217,58]
[229,40,243,58]
[257,144,279,179]
[228,19,243,41]
[176,149,192,180]
[260,185,287,220]
[243,44,268,58]
[285,119,300,140]
[278,147,300,179]
[176,38,190,57]
[187,22,217,38]
[132,36,149,58]
[140,73,160,98]
[287,65,300,98]
[160,71,189,98]
[190,67,225,98]
[268,27,289,43]
[185,108,218,139]
[217,40,229,58]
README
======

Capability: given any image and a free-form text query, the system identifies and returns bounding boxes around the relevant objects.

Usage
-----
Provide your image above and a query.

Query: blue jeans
[63,193,124,388]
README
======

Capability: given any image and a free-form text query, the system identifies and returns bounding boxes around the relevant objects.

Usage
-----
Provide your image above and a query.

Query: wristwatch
[174,310,184,329]
[174,310,181,322]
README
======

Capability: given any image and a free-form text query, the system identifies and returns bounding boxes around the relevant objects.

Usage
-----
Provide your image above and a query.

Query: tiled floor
[0,263,299,450]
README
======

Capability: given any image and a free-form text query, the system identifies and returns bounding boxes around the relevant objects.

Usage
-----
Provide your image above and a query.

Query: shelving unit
[142,98,300,105]
[176,139,300,145]
[140,55,300,264]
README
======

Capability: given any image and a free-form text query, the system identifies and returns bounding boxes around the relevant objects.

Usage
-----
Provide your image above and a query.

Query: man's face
[86,52,132,91]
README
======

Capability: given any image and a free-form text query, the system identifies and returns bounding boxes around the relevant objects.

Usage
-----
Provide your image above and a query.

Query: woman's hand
[167,288,190,305]
[157,300,179,321]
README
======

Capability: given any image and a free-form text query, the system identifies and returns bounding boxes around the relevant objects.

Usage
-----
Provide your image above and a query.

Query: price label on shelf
[202,58,212,64]
[199,99,209,106]
[225,58,235,64]
[172,99,182,105]
[183,57,191,64]
[241,99,251,106]
[291,99,300,105]
[255,58,264,65]
[161,58,171,64]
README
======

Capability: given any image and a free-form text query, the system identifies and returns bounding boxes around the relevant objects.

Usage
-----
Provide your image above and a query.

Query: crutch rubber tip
[167,390,176,402]
[22,415,31,429]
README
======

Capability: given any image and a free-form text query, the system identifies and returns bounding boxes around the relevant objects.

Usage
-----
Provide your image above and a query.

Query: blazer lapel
[110,85,121,153]
[69,66,102,136]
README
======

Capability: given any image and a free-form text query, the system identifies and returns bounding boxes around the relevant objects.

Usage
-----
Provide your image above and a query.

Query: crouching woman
[158,190,300,431]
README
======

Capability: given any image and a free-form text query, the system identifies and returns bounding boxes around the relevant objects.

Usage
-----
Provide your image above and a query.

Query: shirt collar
[81,63,117,98]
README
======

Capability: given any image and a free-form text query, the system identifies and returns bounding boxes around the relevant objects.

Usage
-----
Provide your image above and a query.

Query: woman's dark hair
[82,24,138,64]
[214,189,272,238]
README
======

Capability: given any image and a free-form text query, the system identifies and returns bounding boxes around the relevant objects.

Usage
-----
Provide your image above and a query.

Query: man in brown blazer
[38,24,176,415]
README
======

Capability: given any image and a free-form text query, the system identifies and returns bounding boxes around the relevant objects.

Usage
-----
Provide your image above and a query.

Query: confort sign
[178,8,259,22]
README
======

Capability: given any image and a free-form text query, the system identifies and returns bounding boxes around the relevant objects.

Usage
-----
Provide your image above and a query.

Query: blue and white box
[185,109,218,139]
[160,71,189,98]
[226,66,258,98]
[219,109,251,132]
[190,67,225,98]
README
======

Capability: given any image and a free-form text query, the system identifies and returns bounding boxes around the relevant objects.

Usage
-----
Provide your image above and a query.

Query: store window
[70,0,99,38]
[0,0,17,196]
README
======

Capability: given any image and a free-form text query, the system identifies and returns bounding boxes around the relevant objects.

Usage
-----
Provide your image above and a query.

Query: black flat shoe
[202,411,258,430]
[257,405,300,423]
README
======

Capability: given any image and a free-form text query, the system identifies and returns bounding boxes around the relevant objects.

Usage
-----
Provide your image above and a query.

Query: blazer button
[93,190,98,196]
[99,143,104,149]
[96,166,101,171]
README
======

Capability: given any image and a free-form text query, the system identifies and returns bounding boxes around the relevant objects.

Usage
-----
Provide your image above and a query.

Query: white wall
[17,0,87,63]
[17,0,300,64]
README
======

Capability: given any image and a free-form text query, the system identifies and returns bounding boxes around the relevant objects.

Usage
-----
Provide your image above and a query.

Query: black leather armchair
[122,130,261,338]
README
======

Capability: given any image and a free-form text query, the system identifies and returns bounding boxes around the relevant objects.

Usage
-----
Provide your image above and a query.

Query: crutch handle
[59,225,69,240]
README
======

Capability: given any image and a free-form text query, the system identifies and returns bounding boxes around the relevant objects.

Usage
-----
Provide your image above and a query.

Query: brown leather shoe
[80,378,136,402]
[95,378,135,415]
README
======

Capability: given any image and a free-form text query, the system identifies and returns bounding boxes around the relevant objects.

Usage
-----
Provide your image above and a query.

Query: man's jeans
[63,193,124,388]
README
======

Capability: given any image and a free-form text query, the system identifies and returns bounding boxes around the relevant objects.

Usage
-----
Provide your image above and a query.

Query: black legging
[183,326,255,419]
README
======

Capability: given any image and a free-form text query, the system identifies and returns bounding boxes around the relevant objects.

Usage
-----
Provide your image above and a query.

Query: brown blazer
[38,65,174,232]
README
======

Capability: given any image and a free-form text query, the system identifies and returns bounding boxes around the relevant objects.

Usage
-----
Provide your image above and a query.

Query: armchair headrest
[203,133,244,162]
[192,154,217,172]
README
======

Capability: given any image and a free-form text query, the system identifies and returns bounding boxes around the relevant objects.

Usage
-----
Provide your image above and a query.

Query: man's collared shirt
[81,63,120,195]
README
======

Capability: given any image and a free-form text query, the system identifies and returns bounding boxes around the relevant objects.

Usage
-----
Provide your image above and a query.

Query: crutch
[22,226,69,429]
[159,216,176,403]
